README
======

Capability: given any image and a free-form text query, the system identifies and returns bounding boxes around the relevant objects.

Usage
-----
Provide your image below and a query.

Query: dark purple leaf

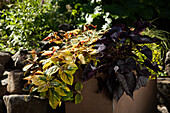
[82,63,96,81]
[152,37,162,42]
[141,45,152,60]
[130,34,154,44]
[117,57,136,72]
[113,85,124,102]
[133,21,151,34]
[117,73,133,99]
[144,59,158,72]
[140,67,151,77]
[135,76,148,90]
[125,57,136,70]
[124,72,136,96]
[96,44,106,52]
[106,76,124,102]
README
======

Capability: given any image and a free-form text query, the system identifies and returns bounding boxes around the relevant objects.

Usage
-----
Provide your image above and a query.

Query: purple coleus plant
[82,21,162,102]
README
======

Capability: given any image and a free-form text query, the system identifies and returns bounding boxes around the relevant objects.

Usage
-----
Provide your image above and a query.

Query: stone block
[3,95,65,113]
[7,70,24,93]
[0,52,11,66]
[3,95,48,113]
[157,77,170,112]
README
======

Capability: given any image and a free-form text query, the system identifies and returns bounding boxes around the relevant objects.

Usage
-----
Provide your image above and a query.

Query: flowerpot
[65,72,113,113]
[65,71,157,113]
[113,79,157,113]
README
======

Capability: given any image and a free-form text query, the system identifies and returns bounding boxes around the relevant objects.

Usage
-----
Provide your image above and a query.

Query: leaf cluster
[23,25,100,109]
[82,21,162,102]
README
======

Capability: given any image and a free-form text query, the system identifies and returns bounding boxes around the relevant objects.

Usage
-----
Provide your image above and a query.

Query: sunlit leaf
[42,51,53,56]
[35,70,44,75]
[48,89,60,109]
[46,65,59,76]
[65,63,78,75]
[60,71,74,85]
[31,75,46,86]
[54,87,67,96]
[38,83,49,92]
[23,64,33,71]
[78,54,86,64]
[50,79,62,87]
[43,61,52,70]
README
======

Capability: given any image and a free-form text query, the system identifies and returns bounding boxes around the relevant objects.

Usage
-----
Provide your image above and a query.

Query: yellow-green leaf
[37,83,49,92]
[31,75,46,86]
[65,63,78,75]
[75,82,83,92]
[48,89,60,109]
[75,93,83,104]
[60,72,73,85]
[54,87,67,96]
[50,79,62,87]
[46,65,59,76]
[43,61,52,70]
[78,54,86,64]
[23,64,33,71]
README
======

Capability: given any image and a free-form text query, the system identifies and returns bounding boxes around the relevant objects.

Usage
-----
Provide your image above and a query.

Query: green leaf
[65,63,78,75]
[39,76,47,82]
[23,64,33,71]
[48,89,60,109]
[60,72,74,85]
[75,93,83,104]
[75,82,83,92]
[37,83,49,92]
[43,60,52,70]
[50,79,62,87]
[46,65,59,76]
[78,54,86,64]
[54,87,67,96]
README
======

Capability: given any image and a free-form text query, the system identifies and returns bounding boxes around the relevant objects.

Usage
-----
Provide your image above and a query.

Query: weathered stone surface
[165,51,170,76]
[165,64,170,76]
[165,51,170,65]
[0,99,3,113]
[3,95,65,113]
[7,70,24,93]
[12,50,28,70]
[0,52,11,66]
[157,105,169,113]
[157,77,170,112]
[3,95,48,113]
[0,64,5,78]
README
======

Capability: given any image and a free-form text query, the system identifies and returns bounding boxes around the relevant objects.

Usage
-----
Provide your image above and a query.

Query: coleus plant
[23,22,162,109]
[22,25,100,109]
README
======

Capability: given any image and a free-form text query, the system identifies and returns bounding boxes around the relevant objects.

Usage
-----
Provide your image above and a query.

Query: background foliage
[0,0,68,53]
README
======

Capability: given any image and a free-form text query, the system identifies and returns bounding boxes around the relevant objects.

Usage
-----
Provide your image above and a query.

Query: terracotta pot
[65,72,157,113]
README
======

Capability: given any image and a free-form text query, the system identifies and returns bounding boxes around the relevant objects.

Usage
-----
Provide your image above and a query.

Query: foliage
[0,0,67,53]
[56,0,170,31]
[82,21,162,102]
[23,22,162,108]
[23,25,100,109]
